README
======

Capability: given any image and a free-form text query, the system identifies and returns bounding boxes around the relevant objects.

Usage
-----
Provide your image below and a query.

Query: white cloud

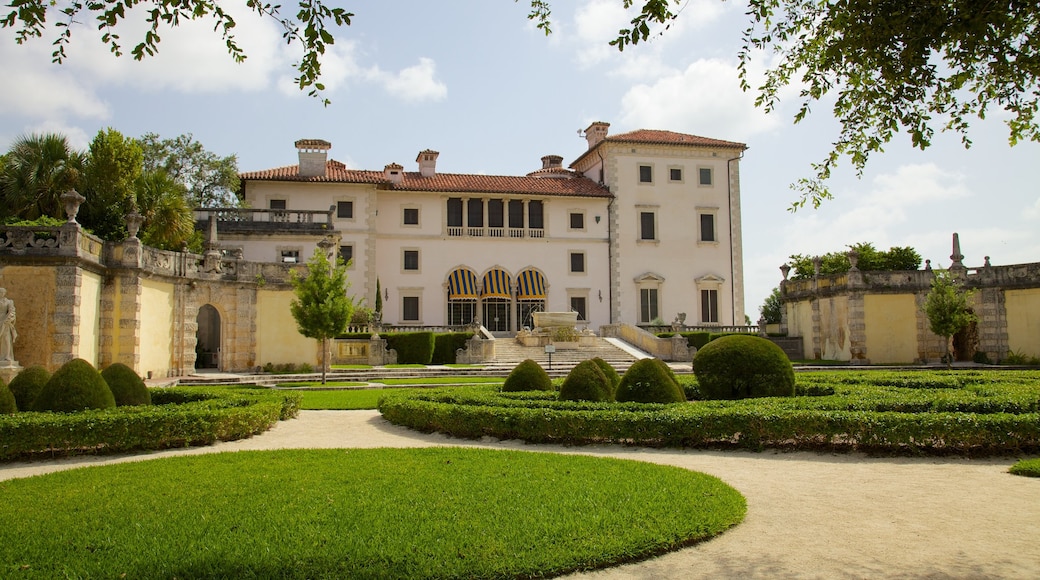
[618,58,779,139]
[1024,197,1040,220]
[369,57,447,103]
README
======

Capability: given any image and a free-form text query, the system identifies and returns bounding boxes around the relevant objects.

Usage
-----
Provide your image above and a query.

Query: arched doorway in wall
[516,268,547,331]
[196,304,221,370]
[481,268,512,334]
[446,267,479,327]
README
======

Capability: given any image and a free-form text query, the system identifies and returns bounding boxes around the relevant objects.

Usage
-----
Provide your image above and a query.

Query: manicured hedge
[379,371,1040,454]
[0,386,301,461]
[431,332,474,365]
[385,332,436,364]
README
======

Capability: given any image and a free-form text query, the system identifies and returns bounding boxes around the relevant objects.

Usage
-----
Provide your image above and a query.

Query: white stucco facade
[218,125,747,332]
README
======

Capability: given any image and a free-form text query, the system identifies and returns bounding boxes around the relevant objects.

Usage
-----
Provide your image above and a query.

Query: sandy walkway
[2,410,1038,579]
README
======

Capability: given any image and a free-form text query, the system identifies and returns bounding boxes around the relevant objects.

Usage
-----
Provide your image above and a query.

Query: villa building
[220,122,748,333]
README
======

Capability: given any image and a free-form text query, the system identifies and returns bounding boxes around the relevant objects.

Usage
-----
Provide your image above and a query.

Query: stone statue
[0,288,17,363]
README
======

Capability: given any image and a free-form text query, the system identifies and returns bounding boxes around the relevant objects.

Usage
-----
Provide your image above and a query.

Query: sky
[2,0,1038,319]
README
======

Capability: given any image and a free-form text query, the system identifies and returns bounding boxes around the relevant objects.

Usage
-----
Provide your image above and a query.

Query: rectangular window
[402,296,420,321]
[699,167,713,186]
[403,249,419,271]
[640,288,659,323]
[269,199,286,210]
[280,249,299,263]
[336,201,353,219]
[570,296,587,321]
[528,200,544,229]
[338,245,353,266]
[570,252,585,273]
[467,199,484,227]
[700,213,716,242]
[508,200,524,228]
[639,165,653,183]
[569,212,584,230]
[488,199,504,228]
[403,207,419,225]
[701,289,719,323]
[447,198,463,227]
[639,211,656,241]
[669,168,683,182]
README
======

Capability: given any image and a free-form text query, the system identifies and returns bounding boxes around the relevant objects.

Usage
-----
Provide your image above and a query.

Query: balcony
[195,207,335,235]
[447,226,544,239]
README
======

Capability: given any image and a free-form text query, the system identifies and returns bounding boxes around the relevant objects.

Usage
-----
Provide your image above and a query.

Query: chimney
[295,139,332,178]
[417,149,439,177]
[384,162,404,185]
[584,121,610,150]
[541,155,563,169]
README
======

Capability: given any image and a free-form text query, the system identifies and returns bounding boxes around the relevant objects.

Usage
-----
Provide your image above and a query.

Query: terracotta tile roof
[606,129,746,149]
[241,160,611,198]
[570,129,747,168]
[293,139,331,149]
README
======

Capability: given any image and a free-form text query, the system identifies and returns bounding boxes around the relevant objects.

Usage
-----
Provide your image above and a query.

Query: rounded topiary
[32,358,116,412]
[100,363,151,406]
[502,359,554,392]
[0,381,15,414]
[589,357,620,397]
[615,358,686,404]
[693,334,795,400]
[7,366,51,411]
[559,359,613,402]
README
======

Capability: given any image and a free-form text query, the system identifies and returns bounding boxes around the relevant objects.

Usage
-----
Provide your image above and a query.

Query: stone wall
[0,223,315,376]
[780,262,1040,363]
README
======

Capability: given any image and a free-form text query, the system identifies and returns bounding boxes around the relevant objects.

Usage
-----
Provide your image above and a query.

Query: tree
[923,270,977,367]
[1,133,84,221]
[80,128,143,241]
[787,242,922,280]
[135,170,198,251]
[2,0,351,104]
[289,247,357,384]
[526,1,1040,209]
[139,133,241,208]
[760,287,782,324]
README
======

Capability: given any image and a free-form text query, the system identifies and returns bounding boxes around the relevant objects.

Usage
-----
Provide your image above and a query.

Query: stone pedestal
[0,362,23,385]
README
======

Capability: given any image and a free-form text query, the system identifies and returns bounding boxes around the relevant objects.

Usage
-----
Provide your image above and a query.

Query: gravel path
[2,410,1037,579]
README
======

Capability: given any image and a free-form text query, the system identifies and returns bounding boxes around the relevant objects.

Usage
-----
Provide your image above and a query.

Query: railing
[639,324,759,335]
[195,207,335,233]
[446,226,544,239]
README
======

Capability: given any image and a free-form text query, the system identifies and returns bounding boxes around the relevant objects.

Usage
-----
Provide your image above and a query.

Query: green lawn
[0,448,746,579]
[299,388,420,410]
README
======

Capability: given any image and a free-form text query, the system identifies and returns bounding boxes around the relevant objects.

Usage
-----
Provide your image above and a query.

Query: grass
[1009,458,1040,477]
[299,388,421,410]
[0,448,746,579]
[276,381,369,388]
[381,377,503,385]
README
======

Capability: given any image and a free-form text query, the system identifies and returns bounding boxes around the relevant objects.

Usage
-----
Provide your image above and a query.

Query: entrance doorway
[196,304,221,369]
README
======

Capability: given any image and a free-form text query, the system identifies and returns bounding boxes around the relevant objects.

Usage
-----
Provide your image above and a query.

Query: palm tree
[136,170,196,251]
[1,134,85,220]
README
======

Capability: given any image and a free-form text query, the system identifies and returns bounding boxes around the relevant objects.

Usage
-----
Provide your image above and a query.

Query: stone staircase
[484,337,643,377]
[170,337,651,385]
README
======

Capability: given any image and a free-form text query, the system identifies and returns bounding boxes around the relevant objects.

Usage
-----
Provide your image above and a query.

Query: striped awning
[481,268,512,298]
[516,269,546,300]
[447,268,478,299]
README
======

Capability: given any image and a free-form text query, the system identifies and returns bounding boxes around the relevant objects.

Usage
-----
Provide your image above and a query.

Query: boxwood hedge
[378,370,1040,455]
[0,386,300,461]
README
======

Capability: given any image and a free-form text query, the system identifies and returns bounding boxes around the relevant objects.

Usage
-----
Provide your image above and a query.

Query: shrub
[101,363,151,406]
[693,335,795,400]
[432,333,474,365]
[0,381,15,414]
[32,358,116,412]
[7,366,50,411]
[298,363,315,374]
[1009,458,1040,478]
[615,358,686,404]
[590,357,620,397]
[502,359,553,392]
[386,332,436,364]
[559,360,613,402]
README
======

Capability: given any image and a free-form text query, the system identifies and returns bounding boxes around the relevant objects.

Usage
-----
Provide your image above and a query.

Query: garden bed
[0,386,300,461]
[378,370,1040,455]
